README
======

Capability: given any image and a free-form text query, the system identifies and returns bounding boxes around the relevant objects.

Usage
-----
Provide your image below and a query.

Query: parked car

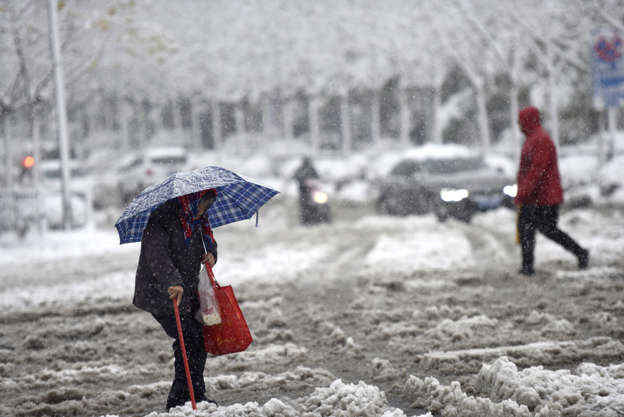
[375,156,516,222]
[116,147,188,204]
[38,159,93,229]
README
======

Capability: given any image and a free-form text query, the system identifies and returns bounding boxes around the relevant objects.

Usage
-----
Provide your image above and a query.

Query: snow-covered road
[1,199,624,416]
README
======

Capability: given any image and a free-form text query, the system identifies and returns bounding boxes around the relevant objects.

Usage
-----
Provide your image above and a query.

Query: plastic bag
[197,266,221,326]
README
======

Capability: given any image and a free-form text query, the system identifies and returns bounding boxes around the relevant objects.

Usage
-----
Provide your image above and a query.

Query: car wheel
[377,196,393,215]
[435,205,449,222]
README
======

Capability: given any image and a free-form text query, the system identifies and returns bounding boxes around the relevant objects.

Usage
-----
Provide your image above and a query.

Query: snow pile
[403,374,530,417]
[522,311,576,337]
[0,227,136,264]
[370,358,400,382]
[0,270,133,311]
[317,321,362,355]
[478,357,624,416]
[425,315,499,342]
[208,343,309,372]
[365,223,474,273]
[206,367,335,392]
[139,379,428,417]
[299,379,398,417]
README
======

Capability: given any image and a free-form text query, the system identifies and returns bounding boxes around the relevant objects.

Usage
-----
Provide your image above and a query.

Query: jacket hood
[518,106,541,136]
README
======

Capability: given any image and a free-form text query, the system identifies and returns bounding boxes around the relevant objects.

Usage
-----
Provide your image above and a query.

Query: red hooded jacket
[515,107,563,206]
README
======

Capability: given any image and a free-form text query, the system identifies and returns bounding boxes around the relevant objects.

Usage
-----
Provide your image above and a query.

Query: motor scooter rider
[293,156,319,201]
[292,156,320,223]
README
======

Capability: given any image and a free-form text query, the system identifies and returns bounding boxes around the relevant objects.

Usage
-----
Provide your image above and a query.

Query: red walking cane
[172,299,197,410]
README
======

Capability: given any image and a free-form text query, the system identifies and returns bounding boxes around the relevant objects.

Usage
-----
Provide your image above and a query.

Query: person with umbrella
[133,189,218,410]
[116,165,278,411]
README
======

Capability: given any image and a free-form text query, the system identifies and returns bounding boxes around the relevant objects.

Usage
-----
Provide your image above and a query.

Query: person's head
[195,189,217,219]
[518,106,541,136]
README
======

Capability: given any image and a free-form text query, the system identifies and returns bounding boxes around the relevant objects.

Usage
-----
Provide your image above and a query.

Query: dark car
[375,156,516,222]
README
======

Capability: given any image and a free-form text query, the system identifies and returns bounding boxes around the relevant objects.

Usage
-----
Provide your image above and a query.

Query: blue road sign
[592,27,624,108]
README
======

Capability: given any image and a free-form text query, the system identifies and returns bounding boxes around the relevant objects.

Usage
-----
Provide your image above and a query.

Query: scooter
[299,179,331,225]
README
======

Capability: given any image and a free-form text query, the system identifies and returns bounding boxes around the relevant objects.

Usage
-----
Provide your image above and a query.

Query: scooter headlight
[503,184,517,198]
[440,188,469,202]
[313,191,329,204]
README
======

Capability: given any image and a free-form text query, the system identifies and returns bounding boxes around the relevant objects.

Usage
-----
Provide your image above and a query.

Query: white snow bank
[409,356,624,415]
[0,227,136,264]
[425,315,499,342]
[404,374,530,417]
[0,270,132,311]
[135,379,430,417]
[365,219,474,273]
[479,357,624,416]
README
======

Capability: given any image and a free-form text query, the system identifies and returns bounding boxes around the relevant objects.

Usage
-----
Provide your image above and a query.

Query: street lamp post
[47,0,73,229]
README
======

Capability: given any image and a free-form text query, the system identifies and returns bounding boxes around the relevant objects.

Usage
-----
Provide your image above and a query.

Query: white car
[38,159,93,229]
[116,147,188,203]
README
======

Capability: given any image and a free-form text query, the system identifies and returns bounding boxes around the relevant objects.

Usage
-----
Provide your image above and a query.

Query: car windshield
[390,160,423,176]
[43,167,85,179]
[151,156,187,166]
[423,157,486,174]
[391,157,487,177]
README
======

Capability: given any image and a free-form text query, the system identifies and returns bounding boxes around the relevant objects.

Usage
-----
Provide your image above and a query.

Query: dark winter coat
[515,106,564,206]
[133,199,218,317]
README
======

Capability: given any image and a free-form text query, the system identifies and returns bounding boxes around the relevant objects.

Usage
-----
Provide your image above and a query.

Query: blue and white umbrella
[115,166,279,244]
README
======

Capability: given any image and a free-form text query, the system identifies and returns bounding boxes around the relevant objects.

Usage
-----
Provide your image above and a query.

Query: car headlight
[440,188,469,202]
[503,184,517,198]
[313,191,328,204]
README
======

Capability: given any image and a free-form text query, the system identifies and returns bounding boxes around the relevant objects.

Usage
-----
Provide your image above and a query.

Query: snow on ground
[2,143,624,417]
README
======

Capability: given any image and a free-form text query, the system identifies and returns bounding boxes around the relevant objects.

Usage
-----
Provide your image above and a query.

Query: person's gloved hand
[168,285,184,306]
[202,252,216,268]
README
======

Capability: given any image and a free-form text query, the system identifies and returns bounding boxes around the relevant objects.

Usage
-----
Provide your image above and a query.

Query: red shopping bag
[202,264,253,355]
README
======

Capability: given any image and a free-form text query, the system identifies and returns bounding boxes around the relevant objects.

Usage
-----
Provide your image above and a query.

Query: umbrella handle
[173,299,197,410]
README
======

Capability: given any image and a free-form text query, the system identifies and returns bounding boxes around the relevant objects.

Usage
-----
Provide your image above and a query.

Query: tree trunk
[430,84,442,144]
[190,96,202,150]
[608,107,617,160]
[2,116,11,190]
[510,81,520,162]
[135,99,146,149]
[30,106,46,232]
[158,102,166,135]
[545,45,559,149]
[282,97,295,139]
[475,81,491,157]
[371,89,381,144]
[261,93,272,137]
[211,100,222,149]
[398,88,410,146]
[171,97,184,147]
[119,98,130,153]
[547,70,559,149]
[308,95,321,154]
[340,92,352,154]
[234,102,245,136]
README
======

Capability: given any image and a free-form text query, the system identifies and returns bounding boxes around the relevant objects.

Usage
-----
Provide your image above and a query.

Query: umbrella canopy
[115,166,279,244]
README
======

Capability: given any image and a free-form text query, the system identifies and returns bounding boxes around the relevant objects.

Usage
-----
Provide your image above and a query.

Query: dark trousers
[518,205,585,271]
[153,312,207,410]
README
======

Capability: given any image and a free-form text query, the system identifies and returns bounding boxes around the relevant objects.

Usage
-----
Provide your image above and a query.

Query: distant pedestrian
[133,189,218,410]
[515,106,589,275]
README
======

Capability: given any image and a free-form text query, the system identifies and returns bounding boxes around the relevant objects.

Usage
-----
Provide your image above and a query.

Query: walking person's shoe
[196,394,218,406]
[518,267,535,276]
[578,249,590,270]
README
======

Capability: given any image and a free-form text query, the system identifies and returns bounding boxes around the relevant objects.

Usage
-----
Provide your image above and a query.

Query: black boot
[518,267,535,276]
[578,249,589,270]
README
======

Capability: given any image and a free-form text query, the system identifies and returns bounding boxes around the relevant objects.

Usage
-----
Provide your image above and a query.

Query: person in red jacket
[515,106,589,275]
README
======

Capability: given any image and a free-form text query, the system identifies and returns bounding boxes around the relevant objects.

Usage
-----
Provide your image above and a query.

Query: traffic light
[19,155,35,183]
[22,155,35,169]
